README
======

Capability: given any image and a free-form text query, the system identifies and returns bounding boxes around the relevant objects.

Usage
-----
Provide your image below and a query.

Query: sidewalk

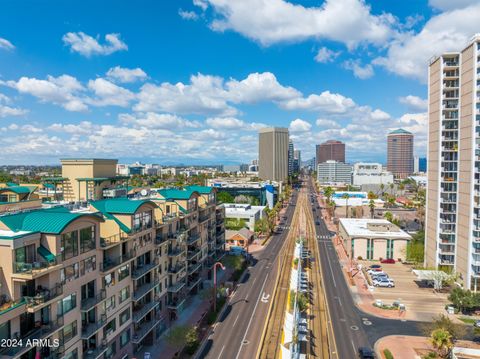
[375,335,433,359]
[135,268,232,359]
[317,195,416,320]
[376,336,480,359]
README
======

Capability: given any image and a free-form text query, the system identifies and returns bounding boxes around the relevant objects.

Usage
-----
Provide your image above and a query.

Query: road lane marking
[233,314,240,327]
[261,292,270,303]
[324,242,337,288]
[218,345,225,359]
[235,273,270,359]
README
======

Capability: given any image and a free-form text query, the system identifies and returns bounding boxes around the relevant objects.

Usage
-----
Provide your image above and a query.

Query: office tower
[315,140,345,167]
[294,150,301,173]
[317,160,352,184]
[387,129,414,179]
[425,34,480,290]
[258,127,289,182]
[288,140,294,177]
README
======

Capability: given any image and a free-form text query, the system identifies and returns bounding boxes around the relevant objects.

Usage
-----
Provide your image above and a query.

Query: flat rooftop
[339,218,411,239]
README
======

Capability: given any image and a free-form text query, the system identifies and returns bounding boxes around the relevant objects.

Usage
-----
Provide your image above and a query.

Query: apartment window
[120,329,130,348]
[61,263,79,283]
[15,244,36,265]
[103,273,115,288]
[61,231,78,260]
[105,342,116,359]
[119,286,130,304]
[118,264,130,282]
[80,226,95,254]
[64,348,78,359]
[103,318,116,337]
[119,308,130,326]
[102,295,115,313]
[0,322,10,341]
[80,255,96,275]
[57,292,77,316]
[60,320,77,345]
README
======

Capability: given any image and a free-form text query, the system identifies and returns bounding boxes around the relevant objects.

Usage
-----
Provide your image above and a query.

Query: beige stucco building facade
[425,35,480,290]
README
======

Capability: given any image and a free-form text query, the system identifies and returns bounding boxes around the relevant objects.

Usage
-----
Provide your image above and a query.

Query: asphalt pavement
[306,182,423,359]
[198,191,299,359]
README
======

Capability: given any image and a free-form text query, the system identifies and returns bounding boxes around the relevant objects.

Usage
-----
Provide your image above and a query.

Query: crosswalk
[316,234,331,240]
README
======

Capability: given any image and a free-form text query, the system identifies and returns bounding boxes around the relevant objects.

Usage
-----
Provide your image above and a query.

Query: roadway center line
[235,272,270,359]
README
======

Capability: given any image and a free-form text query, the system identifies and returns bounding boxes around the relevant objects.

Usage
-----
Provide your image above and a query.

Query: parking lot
[360,261,451,321]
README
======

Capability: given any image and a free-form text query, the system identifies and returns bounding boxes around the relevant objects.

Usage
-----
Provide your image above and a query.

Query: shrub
[357,256,363,260]
[383,349,394,359]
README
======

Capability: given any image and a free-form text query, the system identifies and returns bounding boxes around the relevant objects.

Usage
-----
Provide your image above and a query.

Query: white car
[373,278,395,287]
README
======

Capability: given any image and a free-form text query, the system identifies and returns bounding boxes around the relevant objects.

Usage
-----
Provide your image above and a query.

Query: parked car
[474,320,480,328]
[369,264,382,269]
[380,258,396,264]
[316,221,321,225]
[373,278,395,287]
[358,347,375,359]
[370,272,388,279]
[367,268,383,274]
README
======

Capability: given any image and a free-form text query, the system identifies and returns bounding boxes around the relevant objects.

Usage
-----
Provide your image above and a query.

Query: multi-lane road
[198,177,423,359]
[198,190,299,359]
[306,179,422,358]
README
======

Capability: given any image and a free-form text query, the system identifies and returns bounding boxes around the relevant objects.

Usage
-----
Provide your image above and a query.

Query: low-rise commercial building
[339,218,411,261]
[224,203,266,230]
[225,228,254,250]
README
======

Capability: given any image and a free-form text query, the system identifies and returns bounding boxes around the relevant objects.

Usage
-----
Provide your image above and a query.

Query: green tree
[448,287,477,314]
[297,292,309,312]
[429,328,453,359]
[166,325,190,346]
[384,211,393,223]
[217,191,234,203]
[185,326,199,354]
[422,314,466,342]
[369,199,375,219]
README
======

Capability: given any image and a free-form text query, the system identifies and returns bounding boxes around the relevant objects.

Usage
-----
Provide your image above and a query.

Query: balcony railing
[133,301,159,323]
[188,262,202,274]
[168,246,186,257]
[100,250,135,273]
[187,234,201,245]
[0,317,64,357]
[25,283,63,310]
[101,233,129,248]
[13,257,60,275]
[83,343,108,359]
[81,315,107,339]
[133,279,159,301]
[0,298,25,316]
[167,281,186,293]
[168,263,186,274]
[132,261,159,280]
[187,248,201,261]
[81,289,106,311]
[155,234,168,245]
[132,319,158,344]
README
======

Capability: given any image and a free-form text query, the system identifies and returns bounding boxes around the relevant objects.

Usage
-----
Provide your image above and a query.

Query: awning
[37,245,56,263]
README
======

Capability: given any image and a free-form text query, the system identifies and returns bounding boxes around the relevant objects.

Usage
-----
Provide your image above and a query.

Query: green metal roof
[0,207,102,234]
[186,185,215,194]
[90,198,156,214]
[6,182,18,187]
[43,183,55,190]
[157,188,199,200]
[37,245,56,262]
[389,128,412,135]
[0,186,35,194]
[76,176,130,182]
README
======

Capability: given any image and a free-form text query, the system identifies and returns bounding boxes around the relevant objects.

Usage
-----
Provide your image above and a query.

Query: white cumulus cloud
[314,47,341,63]
[343,59,374,79]
[289,118,312,132]
[106,66,148,83]
[62,32,128,57]
[399,95,428,112]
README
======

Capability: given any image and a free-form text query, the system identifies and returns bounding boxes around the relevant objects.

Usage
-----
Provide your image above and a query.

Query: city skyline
[2,1,479,164]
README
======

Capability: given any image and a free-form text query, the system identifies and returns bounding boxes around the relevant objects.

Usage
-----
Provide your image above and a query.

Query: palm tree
[384,211,393,223]
[429,328,453,358]
[324,186,334,203]
[369,199,375,219]
[342,193,350,218]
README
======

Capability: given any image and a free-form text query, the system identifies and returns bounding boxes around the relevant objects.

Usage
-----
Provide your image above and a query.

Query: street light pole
[213,262,226,313]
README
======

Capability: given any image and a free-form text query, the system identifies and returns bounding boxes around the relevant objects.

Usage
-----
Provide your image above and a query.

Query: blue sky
[0,0,479,165]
